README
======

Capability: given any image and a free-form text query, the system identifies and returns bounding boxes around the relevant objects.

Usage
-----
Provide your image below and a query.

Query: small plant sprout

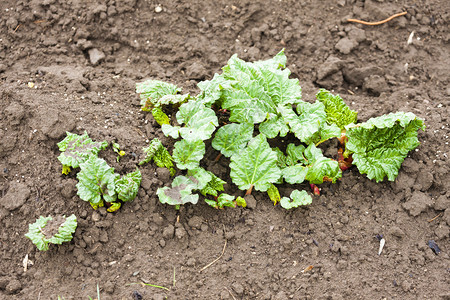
[112,141,126,162]
[25,215,77,251]
[376,234,385,255]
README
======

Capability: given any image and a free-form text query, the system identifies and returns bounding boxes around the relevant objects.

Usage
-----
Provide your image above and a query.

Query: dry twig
[347,11,407,26]
[199,239,227,272]
[428,213,442,223]
[224,287,238,300]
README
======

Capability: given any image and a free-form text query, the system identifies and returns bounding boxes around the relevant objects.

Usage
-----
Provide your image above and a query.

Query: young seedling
[25,215,77,251]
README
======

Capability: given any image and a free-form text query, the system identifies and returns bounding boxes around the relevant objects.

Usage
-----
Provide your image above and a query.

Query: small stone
[0,182,30,211]
[91,211,101,222]
[363,75,389,96]
[88,48,105,65]
[402,191,433,217]
[434,195,449,211]
[5,279,22,294]
[415,171,433,191]
[186,257,196,267]
[389,226,405,238]
[188,216,203,229]
[162,224,175,239]
[232,282,244,296]
[435,226,449,240]
[348,27,366,43]
[244,195,257,210]
[124,254,134,262]
[159,239,166,247]
[335,37,358,54]
[155,6,162,13]
[60,179,76,199]
[156,167,170,182]
[185,62,207,80]
[175,226,187,239]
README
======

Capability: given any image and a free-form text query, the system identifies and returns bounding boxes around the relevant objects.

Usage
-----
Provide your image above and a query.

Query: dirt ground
[1,0,449,299]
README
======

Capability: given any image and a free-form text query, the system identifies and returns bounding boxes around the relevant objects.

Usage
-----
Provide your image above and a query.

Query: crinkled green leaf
[25,215,77,251]
[199,171,226,197]
[173,139,205,170]
[57,132,108,169]
[316,123,342,145]
[151,107,170,125]
[158,93,190,107]
[285,143,307,166]
[161,124,181,139]
[115,168,141,202]
[136,80,181,110]
[236,196,247,208]
[230,134,281,192]
[219,51,302,124]
[216,193,236,208]
[197,74,231,107]
[156,175,199,206]
[316,89,357,130]
[283,165,309,184]
[212,123,254,157]
[280,190,312,209]
[278,101,327,144]
[176,100,219,141]
[187,168,212,190]
[273,147,287,168]
[139,138,175,176]
[259,113,290,138]
[76,156,118,206]
[303,144,342,184]
[267,184,281,205]
[345,112,425,182]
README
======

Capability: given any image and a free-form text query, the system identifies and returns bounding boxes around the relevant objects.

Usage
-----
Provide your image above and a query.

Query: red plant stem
[245,185,254,196]
[310,184,320,196]
[215,153,222,162]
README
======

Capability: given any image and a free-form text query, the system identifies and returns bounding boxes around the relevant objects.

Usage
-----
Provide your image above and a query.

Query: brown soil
[1,0,449,299]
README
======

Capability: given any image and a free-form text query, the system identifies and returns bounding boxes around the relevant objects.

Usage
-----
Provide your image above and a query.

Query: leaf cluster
[136,50,425,209]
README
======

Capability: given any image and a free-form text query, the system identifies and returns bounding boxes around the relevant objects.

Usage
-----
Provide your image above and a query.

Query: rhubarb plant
[25,215,77,251]
[136,49,424,209]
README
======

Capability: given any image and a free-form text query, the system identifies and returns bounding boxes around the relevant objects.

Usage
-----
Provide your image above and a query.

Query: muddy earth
[1,0,449,299]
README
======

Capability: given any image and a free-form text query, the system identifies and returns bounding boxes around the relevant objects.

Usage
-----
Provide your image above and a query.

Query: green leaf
[173,139,205,170]
[303,144,342,184]
[161,124,181,139]
[230,134,281,192]
[219,51,302,124]
[187,167,213,190]
[259,113,290,138]
[285,143,307,166]
[115,168,141,202]
[57,132,108,169]
[25,215,77,251]
[158,94,190,107]
[76,156,118,207]
[283,165,309,184]
[139,138,175,175]
[151,107,170,126]
[156,175,199,206]
[316,89,357,130]
[345,112,425,182]
[212,123,254,157]
[136,80,181,110]
[216,193,236,208]
[277,101,327,144]
[176,100,219,141]
[197,74,230,107]
[280,190,312,209]
[199,171,226,197]
[316,123,342,145]
[236,196,247,208]
[267,184,281,205]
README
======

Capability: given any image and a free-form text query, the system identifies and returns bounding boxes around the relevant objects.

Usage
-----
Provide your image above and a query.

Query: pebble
[162,224,175,239]
[155,6,162,13]
[175,226,187,239]
[434,194,449,211]
[402,191,434,216]
[88,48,105,65]
[188,215,203,229]
[0,182,30,211]
[91,211,101,222]
[335,37,358,54]
[244,195,257,209]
